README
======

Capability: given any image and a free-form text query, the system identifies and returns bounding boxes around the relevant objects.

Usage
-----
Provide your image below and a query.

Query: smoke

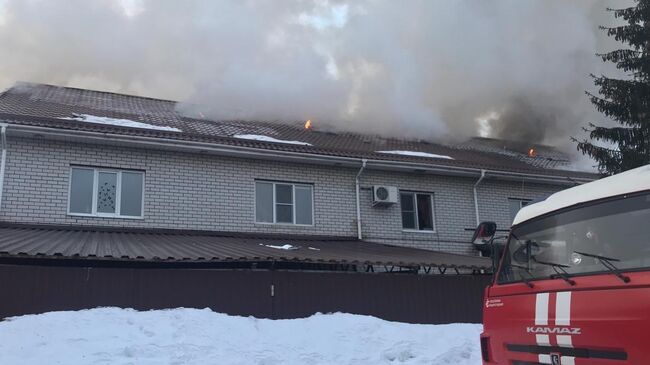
[0,0,631,148]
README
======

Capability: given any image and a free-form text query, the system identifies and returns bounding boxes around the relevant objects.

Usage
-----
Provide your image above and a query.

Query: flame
[304,119,312,130]
[528,148,537,157]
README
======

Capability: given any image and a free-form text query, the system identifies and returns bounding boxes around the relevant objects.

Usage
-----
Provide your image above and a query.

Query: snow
[263,244,299,250]
[513,164,650,225]
[234,134,312,146]
[377,150,454,160]
[0,307,483,365]
[62,114,182,132]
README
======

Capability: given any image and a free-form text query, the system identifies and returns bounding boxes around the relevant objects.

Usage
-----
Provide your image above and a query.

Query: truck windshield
[498,191,650,284]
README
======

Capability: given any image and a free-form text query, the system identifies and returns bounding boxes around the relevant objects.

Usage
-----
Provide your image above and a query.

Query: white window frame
[508,197,532,222]
[67,166,145,219]
[400,191,436,233]
[255,180,314,226]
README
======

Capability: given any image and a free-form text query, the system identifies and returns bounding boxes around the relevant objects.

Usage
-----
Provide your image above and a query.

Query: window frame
[67,166,145,219]
[508,197,532,222]
[400,191,436,233]
[254,180,314,226]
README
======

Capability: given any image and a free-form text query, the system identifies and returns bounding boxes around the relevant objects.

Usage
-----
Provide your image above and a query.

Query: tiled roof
[0,82,599,180]
[455,137,571,170]
[0,224,491,270]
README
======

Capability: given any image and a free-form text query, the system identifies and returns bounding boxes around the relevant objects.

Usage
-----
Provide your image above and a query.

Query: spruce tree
[575,0,650,174]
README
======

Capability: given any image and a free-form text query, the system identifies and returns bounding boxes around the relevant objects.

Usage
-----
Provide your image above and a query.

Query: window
[68,167,144,218]
[255,181,313,225]
[400,192,435,231]
[508,198,532,222]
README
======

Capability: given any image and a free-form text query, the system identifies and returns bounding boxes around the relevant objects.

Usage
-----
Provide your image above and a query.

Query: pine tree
[575,0,650,174]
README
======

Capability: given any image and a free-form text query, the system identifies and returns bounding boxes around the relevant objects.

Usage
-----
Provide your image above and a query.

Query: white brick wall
[0,137,565,254]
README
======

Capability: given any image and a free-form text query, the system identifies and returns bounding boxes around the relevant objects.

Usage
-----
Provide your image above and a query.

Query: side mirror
[472,221,497,246]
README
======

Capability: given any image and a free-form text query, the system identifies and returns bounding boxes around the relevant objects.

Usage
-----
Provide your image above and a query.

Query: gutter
[4,123,597,186]
[355,159,368,240]
[473,169,486,226]
[0,123,7,212]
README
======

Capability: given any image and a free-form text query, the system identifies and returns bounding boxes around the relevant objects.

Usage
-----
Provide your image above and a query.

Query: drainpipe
[473,169,486,226]
[355,159,368,240]
[0,124,7,212]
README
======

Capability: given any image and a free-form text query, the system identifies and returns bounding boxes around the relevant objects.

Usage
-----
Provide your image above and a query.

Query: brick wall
[0,136,566,254]
[358,171,561,254]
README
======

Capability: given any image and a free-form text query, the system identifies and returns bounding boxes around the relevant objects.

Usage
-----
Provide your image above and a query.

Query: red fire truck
[477,164,650,364]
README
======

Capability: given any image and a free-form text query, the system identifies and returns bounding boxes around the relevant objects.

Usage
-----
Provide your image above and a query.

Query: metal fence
[0,264,492,324]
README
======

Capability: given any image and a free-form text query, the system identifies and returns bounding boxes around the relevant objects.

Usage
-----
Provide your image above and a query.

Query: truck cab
[480,165,650,364]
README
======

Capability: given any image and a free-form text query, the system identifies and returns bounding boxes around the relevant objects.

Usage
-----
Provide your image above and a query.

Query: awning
[0,224,491,270]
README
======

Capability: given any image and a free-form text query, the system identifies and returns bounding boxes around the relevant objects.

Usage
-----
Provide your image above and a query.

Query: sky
[0,0,633,156]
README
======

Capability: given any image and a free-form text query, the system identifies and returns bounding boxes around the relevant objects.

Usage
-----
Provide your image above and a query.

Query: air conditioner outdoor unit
[372,185,398,206]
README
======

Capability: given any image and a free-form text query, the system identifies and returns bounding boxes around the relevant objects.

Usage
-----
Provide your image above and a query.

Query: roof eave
[5,123,597,185]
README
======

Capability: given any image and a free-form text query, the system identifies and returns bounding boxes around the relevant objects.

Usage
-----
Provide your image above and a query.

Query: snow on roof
[376,150,454,160]
[513,164,650,225]
[263,244,299,250]
[62,114,181,132]
[233,134,312,146]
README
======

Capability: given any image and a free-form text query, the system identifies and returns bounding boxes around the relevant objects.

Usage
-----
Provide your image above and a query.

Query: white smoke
[0,0,631,148]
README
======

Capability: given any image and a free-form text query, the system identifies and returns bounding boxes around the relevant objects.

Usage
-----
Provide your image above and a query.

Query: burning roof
[455,137,572,170]
[0,82,594,179]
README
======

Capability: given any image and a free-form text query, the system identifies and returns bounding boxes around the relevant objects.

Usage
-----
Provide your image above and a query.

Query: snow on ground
[0,308,482,365]
[234,134,312,146]
[376,150,454,160]
[62,114,182,132]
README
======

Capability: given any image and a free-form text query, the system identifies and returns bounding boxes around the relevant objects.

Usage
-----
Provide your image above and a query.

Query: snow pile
[234,134,312,146]
[377,150,454,160]
[0,308,483,365]
[62,114,182,132]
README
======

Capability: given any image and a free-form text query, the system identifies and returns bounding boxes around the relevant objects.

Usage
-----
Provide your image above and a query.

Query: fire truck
[476,164,650,364]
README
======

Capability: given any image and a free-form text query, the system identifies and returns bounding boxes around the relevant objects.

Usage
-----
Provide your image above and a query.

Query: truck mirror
[472,221,497,246]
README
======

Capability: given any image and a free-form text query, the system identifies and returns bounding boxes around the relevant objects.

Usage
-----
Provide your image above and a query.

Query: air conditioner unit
[372,185,398,206]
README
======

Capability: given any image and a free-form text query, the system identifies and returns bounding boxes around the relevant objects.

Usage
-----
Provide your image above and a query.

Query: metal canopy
[0,224,491,271]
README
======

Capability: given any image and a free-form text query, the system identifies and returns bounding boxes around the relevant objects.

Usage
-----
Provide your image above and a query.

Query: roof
[455,137,571,170]
[0,224,491,270]
[0,82,598,180]
[513,164,650,225]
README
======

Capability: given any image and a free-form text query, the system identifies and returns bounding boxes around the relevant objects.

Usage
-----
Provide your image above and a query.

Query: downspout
[355,159,368,240]
[0,124,7,212]
[473,169,486,226]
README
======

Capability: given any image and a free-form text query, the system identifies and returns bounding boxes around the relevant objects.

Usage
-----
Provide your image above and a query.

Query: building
[0,82,599,322]
[0,82,597,255]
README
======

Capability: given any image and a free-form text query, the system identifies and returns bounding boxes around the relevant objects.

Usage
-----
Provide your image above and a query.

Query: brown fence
[0,264,492,324]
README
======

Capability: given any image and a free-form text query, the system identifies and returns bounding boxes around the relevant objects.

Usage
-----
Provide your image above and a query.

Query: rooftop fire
[305,120,312,130]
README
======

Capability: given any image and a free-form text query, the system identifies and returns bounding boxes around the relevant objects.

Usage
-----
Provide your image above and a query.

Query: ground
[0,308,483,365]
